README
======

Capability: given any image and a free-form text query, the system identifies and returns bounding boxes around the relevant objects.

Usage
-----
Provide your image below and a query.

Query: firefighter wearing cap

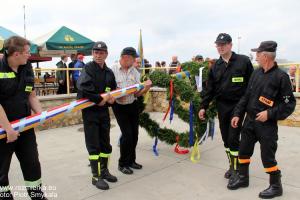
[228,41,296,199]
[198,33,254,182]
[0,36,47,199]
[77,41,117,190]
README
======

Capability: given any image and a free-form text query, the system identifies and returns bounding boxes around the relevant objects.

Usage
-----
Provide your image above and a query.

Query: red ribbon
[174,135,189,154]
[163,79,173,121]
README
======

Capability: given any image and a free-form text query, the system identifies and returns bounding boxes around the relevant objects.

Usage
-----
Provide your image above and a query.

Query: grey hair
[262,51,276,60]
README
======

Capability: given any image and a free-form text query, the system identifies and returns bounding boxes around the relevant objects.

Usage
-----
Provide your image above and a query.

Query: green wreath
[138,61,217,147]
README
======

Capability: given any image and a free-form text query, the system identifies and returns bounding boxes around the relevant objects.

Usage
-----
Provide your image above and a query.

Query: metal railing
[33,63,300,95]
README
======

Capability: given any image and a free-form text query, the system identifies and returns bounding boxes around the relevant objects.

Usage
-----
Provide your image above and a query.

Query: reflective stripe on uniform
[0,72,16,79]
[89,155,99,160]
[25,86,33,92]
[239,158,251,164]
[99,153,110,158]
[230,151,238,156]
[265,166,279,173]
[232,77,244,82]
[24,178,42,188]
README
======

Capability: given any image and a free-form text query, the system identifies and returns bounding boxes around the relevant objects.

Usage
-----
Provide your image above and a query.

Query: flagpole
[138,29,145,76]
[23,5,26,38]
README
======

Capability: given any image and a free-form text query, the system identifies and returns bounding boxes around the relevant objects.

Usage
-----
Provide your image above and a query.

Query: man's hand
[144,79,152,90]
[256,110,268,122]
[6,128,20,143]
[59,80,64,84]
[198,109,206,120]
[231,117,240,128]
[107,95,115,104]
[98,94,111,106]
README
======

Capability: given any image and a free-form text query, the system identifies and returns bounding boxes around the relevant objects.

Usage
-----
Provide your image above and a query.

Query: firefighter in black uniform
[198,33,253,181]
[228,41,296,199]
[77,41,117,190]
[0,36,47,199]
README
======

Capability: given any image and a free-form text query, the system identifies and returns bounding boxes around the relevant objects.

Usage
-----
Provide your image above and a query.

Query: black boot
[227,164,249,190]
[0,191,14,200]
[259,171,283,199]
[224,150,233,179]
[90,160,109,190]
[228,154,239,185]
[27,184,48,200]
[100,156,118,183]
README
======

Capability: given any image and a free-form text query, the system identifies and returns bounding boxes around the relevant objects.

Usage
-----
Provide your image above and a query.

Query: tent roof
[0,26,38,54]
[33,26,94,55]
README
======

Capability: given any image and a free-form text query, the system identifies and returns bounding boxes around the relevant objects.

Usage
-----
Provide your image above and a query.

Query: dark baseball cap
[92,41,107,51]
[251,41,277,52]
[215,33,232,44]
[121,47,138,58]
[195,55,203,60]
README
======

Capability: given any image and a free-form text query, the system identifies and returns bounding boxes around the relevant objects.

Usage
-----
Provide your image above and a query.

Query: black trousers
[112,101,139,167]
[239,116,278,172]
[0,129,42,190]
[82,108,112,156]
[217,100,243,151]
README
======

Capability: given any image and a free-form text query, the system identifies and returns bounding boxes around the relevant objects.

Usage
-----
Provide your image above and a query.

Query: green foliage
[139,61,217,148]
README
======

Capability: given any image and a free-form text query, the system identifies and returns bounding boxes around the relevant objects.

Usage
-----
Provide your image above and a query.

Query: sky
[1,0,300,67]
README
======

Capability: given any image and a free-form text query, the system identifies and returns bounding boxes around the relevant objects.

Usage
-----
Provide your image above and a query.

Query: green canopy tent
[34,26,95,56]
[0,26,38,54]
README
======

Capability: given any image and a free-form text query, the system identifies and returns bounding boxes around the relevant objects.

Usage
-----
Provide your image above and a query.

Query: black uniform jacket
[200,52,253,109]
[0,55,35,121]
[233,63,296,121]
[77,61,116,112]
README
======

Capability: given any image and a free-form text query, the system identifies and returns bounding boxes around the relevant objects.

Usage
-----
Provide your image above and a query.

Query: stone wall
[36,90,300,132]
[36,94,83,131]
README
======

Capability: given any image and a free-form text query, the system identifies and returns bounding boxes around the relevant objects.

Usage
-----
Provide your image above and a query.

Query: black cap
[195,55,203,60]
[92,41,107,51]
[121,47,138,58]
[251,41,277,52]
[215,33,232,44]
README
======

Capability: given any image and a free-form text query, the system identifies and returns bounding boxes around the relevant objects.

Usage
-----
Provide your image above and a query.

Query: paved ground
[8,112,300,200]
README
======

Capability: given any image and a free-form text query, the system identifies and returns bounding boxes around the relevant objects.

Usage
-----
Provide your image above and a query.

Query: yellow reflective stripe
[98,162,101,176]
[190,137,200,163]
[232,77,244,82]
[25,86,33,92]
[225,148,230,152]
[0,185,11,192]
[89,155,99,160]
[230,151,238,156]
[105,87,111,92]
[0,72,16,79]
[234,157,237,170]
[99,153,110,158]
[265,166,279,173]
[24,178,42,188]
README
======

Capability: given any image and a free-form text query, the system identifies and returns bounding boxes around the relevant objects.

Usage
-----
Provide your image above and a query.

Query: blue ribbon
[169,98,175,123]
[152,136,159,156]
[208,118,215,140]
[189,101,194,146]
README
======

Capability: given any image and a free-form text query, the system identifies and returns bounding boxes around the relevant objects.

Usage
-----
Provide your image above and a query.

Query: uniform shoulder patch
[259,96,274,107]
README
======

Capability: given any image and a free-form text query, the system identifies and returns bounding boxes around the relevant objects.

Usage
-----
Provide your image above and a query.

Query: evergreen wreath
[138,61,217,147]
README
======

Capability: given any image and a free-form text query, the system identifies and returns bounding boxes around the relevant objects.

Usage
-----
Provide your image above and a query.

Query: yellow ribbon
[143,91,150,104]
[190,137,200,163]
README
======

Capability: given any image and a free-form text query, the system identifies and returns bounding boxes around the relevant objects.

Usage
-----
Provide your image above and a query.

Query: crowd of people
[0,33,297,200]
